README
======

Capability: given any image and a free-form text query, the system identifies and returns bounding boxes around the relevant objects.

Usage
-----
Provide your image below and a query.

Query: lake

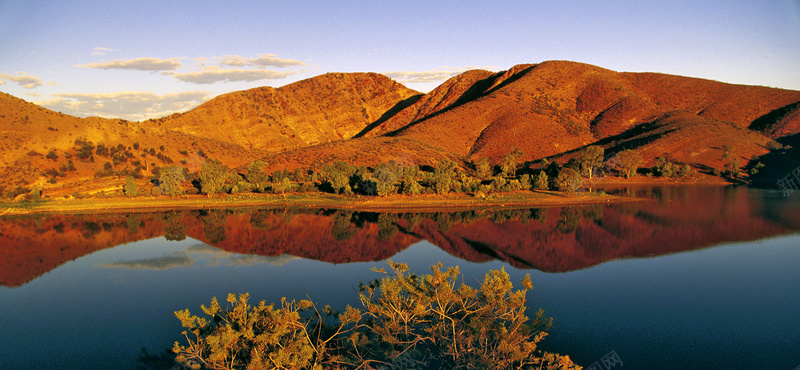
[0,186,798,369]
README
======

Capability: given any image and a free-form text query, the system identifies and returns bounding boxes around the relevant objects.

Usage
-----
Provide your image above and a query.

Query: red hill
[146,72,420,153]
[2,60,800,195]
[257,61,800,175]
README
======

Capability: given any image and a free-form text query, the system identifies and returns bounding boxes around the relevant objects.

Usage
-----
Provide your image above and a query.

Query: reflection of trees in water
[199,210,228,244]
[126,215,140,235]
[487,208,545,224]
[163,211,187,241]
[331,211,357,241]
[82,222,102,239]
[435,212,452,233]
[377,213,399,240]
[583,204,603,222]
[321,208,554,241]
[557,207,582,234]
[401,213,423,233]
[249,209,276,230]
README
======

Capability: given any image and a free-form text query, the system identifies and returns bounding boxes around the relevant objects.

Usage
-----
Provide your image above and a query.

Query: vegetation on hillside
[2,138,712,201]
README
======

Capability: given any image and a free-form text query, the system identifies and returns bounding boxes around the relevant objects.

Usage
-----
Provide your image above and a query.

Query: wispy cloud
[77,57,182,71]
[36,91,210,121]
[0,72,45,89]
[173,68,298,84]
[384,67,476,84]
[214,54,306,68]
[91,47,116,56]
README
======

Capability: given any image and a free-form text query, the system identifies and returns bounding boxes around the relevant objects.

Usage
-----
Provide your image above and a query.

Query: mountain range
[2,60,799,197]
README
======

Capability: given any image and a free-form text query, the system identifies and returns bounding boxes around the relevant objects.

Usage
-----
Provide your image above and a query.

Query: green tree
[615,149,643,178]
[158,166,184,196]
[475,157,493,179]
[123,176,138,197]
[402,179,423,195]
[534,171,549,190]
[501,148,524,177]
[579,145,604,179]
[555,167,582,194]
[433,159,456,194]
[199,159,232,194]
[725,157,740,179]
[322,161,357,194]
[246,161,270,190]
[372,162,400,196]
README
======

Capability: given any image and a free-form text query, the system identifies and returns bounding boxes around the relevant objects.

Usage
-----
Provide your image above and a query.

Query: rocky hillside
[0,73,419,196]
[259,61,800,174]
[2,60,800,196]
[145,72,420,153]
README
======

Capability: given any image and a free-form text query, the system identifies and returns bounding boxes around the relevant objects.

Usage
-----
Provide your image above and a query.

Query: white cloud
[36,91,210,121]
[77,57,182,71]
[173,68,297,84]
[91,47,116,56]
[0,72,45,89]
[214,54,306,68]
[384,67,473,84]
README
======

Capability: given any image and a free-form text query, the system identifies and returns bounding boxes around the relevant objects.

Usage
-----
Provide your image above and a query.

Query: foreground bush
[173,262,581,370]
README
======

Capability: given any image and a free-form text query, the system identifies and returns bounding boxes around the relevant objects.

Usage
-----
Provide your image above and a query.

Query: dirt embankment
[0,190,643,216]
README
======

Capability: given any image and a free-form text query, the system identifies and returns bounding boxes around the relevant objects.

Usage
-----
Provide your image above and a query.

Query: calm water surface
[0,186,798,369]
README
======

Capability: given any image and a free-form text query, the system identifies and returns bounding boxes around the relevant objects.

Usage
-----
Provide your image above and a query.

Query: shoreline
[0,190,647,216]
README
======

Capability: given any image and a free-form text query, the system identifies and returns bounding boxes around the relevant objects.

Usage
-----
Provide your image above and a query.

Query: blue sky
[1,0,798,121]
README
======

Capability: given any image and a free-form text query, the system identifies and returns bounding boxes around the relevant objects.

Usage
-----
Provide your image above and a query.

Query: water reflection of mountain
[1,187,797,286]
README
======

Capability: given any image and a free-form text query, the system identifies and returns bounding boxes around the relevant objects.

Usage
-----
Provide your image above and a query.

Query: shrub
[534,171,549,190]
[402,179,423,195]
[159,166,185,196]
[475,157,492,179]
[73,137,95,160]
[123,176,138,197]
[555,168,582,194]
[173,262,579,370]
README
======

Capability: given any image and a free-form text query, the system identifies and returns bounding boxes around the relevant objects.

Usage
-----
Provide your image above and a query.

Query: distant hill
[2,60,800,196]
[256,61,800,176]
[144,72,420,153]
[0,73,419,197]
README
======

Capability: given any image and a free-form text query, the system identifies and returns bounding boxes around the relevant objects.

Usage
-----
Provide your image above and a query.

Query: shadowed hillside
[264,61,800,176]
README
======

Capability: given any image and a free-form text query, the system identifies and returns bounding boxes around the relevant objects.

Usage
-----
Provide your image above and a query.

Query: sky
[1,0,799,121]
